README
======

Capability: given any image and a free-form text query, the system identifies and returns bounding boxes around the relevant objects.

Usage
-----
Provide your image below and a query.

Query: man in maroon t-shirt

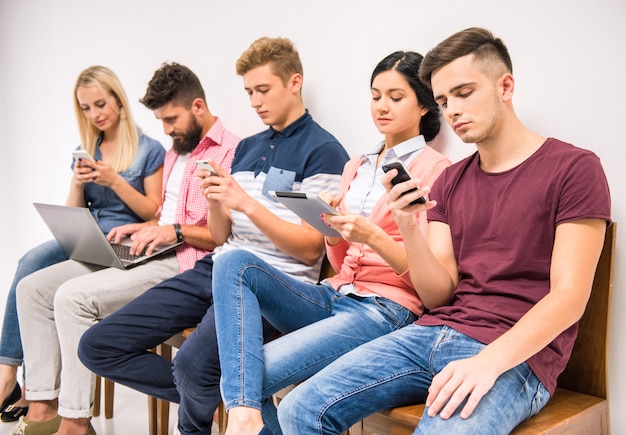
[276,27,611,435]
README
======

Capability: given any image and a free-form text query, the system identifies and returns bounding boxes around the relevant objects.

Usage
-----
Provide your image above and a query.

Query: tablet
[270,191,341,237]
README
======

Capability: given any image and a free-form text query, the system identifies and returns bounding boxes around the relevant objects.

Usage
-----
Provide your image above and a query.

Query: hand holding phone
[72,149,95,162]
[381,161,426,205]
[195,160,219,176]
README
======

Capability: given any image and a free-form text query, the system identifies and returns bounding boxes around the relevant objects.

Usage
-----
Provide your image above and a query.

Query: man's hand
[425,355,500,420]
[107,223,148,243]
[106,221,173,256]
[199,160,255,214]
[382,170,434,228]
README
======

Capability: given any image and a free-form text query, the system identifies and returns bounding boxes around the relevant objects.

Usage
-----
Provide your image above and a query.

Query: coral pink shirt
[325,146,451,315]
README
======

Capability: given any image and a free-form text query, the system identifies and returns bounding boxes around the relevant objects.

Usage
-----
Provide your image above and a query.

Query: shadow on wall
[429,121,470,163]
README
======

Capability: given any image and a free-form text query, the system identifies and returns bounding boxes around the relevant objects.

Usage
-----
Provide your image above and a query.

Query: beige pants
[16,253,178,419]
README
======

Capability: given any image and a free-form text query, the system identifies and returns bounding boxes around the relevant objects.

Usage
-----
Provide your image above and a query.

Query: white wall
[1,0,624,430]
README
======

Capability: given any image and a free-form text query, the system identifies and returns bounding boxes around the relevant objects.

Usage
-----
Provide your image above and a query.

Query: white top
[158,153,188,225]
[343,135,426,216]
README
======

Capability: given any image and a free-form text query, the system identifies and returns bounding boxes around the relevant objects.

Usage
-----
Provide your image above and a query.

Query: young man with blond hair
[79,37,349,435]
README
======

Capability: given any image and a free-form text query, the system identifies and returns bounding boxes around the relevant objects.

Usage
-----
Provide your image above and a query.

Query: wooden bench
[92,375,114,419]
[147,328,202,435]
[359,222,616,435]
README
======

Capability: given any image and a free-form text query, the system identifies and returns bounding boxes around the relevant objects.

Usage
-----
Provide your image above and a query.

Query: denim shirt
[72,132,165,234]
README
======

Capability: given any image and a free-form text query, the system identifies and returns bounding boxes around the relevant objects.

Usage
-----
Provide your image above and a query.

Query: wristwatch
[173,223,183,243]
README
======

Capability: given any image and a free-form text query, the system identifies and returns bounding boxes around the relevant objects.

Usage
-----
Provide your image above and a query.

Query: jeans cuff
[224,398,263,412]
[0,356,22,366]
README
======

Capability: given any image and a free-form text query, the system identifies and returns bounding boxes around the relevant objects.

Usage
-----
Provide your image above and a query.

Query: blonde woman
[0,66,164,425]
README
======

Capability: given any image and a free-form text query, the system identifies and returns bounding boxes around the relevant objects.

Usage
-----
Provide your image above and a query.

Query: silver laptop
[33,203,182,269]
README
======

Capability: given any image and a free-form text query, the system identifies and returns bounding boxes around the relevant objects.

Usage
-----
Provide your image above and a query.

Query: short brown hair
[236,37,303,85]
[140,62,206,110]
[418,27,513,88]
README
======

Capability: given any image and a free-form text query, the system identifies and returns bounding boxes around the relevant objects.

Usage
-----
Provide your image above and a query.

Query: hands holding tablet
[270,191,341,237]
[321,201,389,246]
[272,191,391,247]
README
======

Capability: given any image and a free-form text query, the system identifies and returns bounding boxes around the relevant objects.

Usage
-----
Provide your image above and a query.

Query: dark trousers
[80,254,227,435]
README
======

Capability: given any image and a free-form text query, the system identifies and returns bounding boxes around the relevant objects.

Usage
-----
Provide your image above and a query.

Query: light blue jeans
[212,249,418,435]
[277,324,551,435]
[0,240,67,366]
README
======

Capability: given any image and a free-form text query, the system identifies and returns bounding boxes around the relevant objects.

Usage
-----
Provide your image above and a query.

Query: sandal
[0,383,21,413]
[2,404,28,422]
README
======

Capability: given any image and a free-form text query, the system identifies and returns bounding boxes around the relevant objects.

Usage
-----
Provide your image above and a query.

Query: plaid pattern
[159,117,239,271]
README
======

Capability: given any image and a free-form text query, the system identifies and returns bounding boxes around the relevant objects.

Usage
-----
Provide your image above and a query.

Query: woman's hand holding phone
[72,149,95,163]
[72,151,97,185]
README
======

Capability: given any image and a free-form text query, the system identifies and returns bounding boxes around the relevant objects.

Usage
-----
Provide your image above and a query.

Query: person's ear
[289,73,303,93]
[500,73,515,102]
[191,98,205,115]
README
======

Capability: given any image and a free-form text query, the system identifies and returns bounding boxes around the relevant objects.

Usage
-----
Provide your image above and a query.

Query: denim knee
[213,249,262,278]
[276,385,321,435]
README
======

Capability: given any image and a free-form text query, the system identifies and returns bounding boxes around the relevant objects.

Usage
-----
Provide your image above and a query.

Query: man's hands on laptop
[107,221,174,256]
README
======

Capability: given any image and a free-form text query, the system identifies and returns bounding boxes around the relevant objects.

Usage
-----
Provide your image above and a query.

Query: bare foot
[57,417,91,435]
[0,364,18,405]
[11,396,29,408]
[225,407,265,435]
[24,400,58,422]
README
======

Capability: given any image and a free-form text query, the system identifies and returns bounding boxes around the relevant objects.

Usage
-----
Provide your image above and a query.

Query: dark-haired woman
[212,51,451,435]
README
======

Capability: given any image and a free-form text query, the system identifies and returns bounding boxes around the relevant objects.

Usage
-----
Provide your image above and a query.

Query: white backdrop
[1,0,625,431]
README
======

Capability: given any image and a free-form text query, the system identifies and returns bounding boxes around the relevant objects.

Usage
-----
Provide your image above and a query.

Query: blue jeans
[78,254,278,435]
[0,240,67,365]
[212,249,418,435]
[277,324,550,435]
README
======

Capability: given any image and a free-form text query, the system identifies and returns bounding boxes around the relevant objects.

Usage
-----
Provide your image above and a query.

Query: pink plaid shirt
[158,117,239,272]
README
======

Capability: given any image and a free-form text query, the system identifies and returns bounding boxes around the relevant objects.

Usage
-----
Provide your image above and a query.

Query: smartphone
[195,160,219,176]
[72,149,94,162]
[381,161,426,205]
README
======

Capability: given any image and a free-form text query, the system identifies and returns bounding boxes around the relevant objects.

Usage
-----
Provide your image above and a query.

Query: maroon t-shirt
[420,138,611,394]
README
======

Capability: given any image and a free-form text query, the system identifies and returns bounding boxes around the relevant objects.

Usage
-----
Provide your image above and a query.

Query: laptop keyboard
[110,243,146,261]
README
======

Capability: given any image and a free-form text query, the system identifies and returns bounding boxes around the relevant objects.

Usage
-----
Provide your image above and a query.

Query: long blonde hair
[73,66,139,172]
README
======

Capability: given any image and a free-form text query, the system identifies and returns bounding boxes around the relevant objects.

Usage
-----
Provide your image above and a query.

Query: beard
[172,116,203,154]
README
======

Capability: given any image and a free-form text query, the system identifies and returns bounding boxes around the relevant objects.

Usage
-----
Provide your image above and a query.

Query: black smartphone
[381,161,426,205]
